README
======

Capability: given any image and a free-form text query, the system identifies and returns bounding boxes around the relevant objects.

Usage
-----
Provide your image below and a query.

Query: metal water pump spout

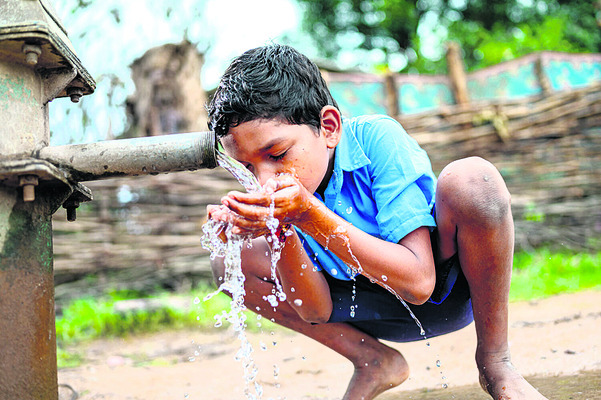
[37,131,217,221]
[38,132,217,182]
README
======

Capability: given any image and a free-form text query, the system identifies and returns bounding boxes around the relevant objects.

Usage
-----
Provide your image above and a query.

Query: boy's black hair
[207,44,339,138]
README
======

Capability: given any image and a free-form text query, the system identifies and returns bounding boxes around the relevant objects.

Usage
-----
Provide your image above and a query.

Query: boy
[206,44,548,400]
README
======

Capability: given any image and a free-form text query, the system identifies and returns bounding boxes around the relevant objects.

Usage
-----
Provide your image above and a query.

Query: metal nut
[19,175,39,202]
[63,200,80,222]
[67,87,84,103]
[22,43,42,66]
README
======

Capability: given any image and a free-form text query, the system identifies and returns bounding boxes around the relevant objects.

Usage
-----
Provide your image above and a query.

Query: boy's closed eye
[269,150,288,161]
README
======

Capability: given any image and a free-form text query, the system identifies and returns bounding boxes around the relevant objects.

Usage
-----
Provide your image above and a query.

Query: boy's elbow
[295,302,332,325]
[407,274,436,305]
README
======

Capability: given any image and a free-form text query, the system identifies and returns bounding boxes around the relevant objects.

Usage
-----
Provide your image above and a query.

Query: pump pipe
[38,131,217,182]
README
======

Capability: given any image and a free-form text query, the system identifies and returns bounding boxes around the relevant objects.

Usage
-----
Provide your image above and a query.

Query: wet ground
[58,289,601,399]
[382,370,601,400]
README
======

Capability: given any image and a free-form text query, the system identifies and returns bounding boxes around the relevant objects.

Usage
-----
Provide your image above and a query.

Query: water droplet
[346,206,353,214]
[436,360,441,367]
[188,356,196,362]
[193,297,200,304]
[290,287,296,292]
[330,268,338,275]
[294,299,303,306]
[260,342,267,351]
[263,294,279,307]
[301,263,307,269]
[442,383,448,389]
[381,275,388,282]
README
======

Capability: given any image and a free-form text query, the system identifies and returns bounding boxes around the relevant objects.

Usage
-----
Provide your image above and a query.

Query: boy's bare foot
[478,353,548,400]
[342,344,409,400]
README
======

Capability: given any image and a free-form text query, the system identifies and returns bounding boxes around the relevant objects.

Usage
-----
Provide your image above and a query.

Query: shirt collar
[336,118,371,172]
[322,118,371,200]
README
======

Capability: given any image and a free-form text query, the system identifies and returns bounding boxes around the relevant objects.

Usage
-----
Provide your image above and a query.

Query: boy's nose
[255,168,276,187]
[256,165,285,187]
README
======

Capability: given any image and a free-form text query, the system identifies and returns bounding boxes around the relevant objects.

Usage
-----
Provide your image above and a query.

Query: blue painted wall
[329,53,601,118]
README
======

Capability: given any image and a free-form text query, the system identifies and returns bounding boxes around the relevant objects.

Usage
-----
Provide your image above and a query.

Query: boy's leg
[212,241,408,400]
[434,157,547,400]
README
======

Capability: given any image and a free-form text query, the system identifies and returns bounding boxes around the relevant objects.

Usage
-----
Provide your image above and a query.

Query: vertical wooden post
[446,42,470,106]
[535,54,552,96]
[384,72,399,117]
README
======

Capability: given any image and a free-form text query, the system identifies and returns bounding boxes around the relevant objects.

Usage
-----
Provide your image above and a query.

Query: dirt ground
[58,289,601,400]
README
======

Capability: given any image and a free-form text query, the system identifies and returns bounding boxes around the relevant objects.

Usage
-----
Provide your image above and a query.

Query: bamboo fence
[52,84,601,300]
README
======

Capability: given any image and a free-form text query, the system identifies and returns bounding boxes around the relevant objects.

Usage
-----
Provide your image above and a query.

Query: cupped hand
[220,174,314,237]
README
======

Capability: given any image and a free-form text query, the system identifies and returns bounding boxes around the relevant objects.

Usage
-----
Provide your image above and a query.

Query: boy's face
[220,106,341,194]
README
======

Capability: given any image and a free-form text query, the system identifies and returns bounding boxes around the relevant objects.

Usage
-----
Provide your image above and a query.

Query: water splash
[201,150,265,399]
[201,150,292,399]
[264,195,286,307]
[201,221,262,399]
[216,150,262,193]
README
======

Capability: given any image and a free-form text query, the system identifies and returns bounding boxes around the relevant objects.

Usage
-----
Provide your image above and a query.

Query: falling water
[201,151,264,399]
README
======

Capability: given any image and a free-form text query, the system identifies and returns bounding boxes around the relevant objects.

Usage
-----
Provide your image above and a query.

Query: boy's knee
[437,157,511,227]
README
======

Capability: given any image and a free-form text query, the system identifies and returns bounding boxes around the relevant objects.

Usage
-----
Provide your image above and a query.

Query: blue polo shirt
[297,115,437,281]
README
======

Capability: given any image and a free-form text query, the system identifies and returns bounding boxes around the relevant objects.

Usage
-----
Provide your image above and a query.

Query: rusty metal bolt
[19,175,39,202]
[22,43,42,65]
[67,87,84,103]
[63,200,80,222]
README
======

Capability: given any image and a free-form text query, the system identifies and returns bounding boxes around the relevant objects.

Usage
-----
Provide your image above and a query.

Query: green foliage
[446,14,588,72]
[298,0,419,58]
[55,286,280,368]
[56,286,277,346]
[297,0,601,73]
[510,249,601,301]
[56,287,228,345]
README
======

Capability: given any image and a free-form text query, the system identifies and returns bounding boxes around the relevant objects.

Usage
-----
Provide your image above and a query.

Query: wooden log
[445,42,469,106]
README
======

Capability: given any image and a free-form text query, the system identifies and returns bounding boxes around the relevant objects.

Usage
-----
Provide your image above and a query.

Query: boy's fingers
[223,197,269,221]
[263,175,297,194]
[225,191,271,207]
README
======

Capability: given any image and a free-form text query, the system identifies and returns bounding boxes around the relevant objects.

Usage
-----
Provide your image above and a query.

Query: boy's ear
[320,106,342,149]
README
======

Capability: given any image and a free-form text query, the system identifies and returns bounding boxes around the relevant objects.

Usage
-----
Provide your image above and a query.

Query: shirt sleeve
[358,116,437,243]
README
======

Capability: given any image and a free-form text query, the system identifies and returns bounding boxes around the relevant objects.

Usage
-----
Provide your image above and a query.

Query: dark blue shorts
[325,254,473,342]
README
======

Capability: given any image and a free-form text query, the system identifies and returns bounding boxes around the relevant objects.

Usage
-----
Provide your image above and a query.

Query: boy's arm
[297,195,436,305]
[222,177,436,307]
